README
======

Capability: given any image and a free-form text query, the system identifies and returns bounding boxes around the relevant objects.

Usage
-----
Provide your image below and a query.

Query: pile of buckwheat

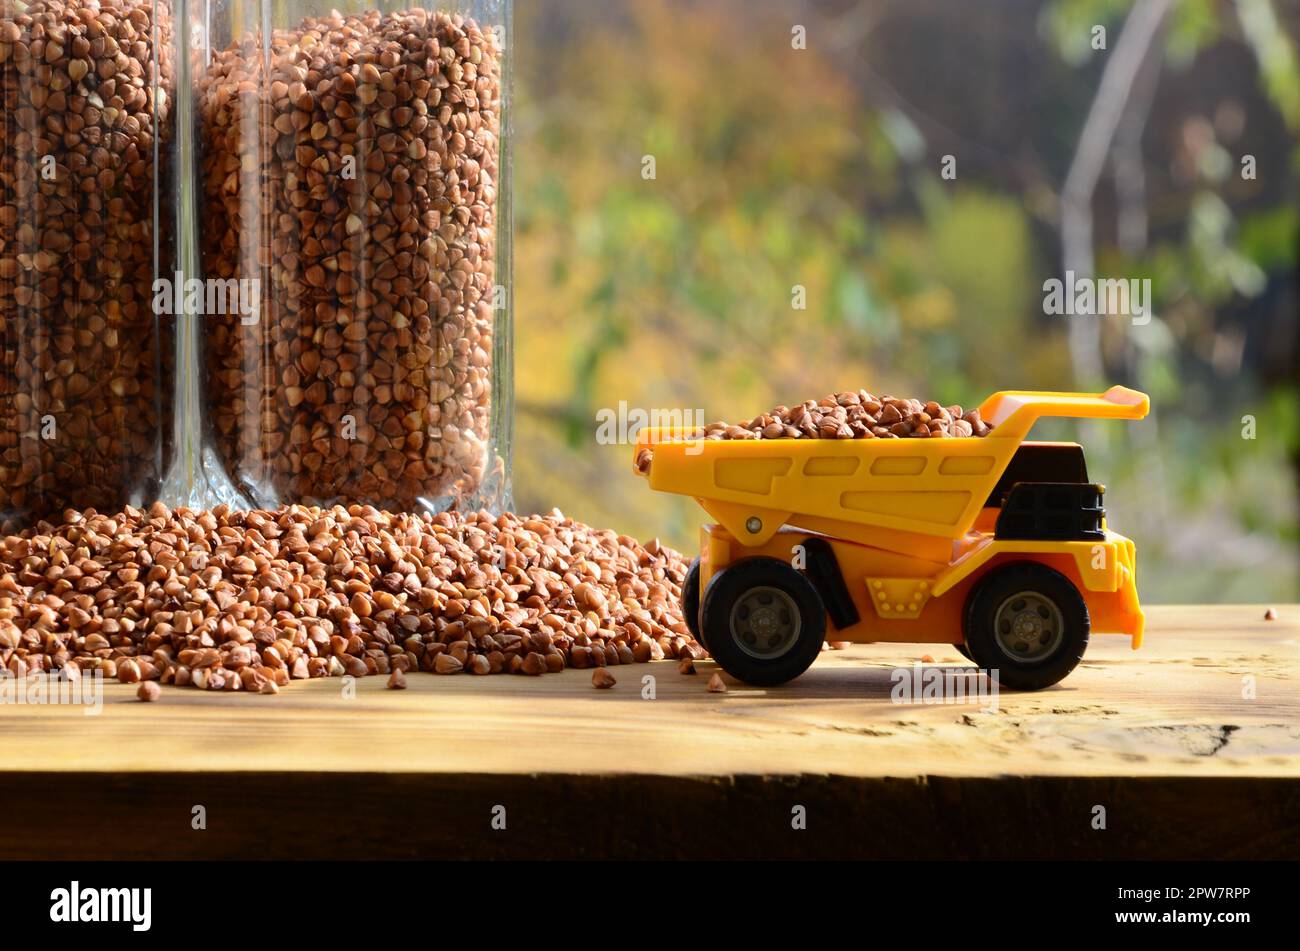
[0,504,699,693]
[706,390,994,441]
[634,391,995,473]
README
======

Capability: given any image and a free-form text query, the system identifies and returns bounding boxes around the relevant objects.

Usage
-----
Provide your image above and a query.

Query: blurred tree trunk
[1059,0,1172,390]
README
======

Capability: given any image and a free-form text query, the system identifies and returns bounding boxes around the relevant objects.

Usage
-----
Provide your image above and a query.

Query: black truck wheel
[682,558,703,647]
[963,562,1090,691]
[701,558,826,686]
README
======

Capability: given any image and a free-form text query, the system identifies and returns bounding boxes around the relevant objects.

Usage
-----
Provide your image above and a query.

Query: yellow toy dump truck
[634,387,1149,690]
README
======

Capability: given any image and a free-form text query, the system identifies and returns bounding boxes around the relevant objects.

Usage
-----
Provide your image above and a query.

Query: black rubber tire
[682,558,703,647]
[701,557,826,687]
[955,643,974,662]
[963,562,1090,691]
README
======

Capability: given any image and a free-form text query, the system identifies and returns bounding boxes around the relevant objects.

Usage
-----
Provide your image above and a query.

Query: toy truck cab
[635,387,1149,691]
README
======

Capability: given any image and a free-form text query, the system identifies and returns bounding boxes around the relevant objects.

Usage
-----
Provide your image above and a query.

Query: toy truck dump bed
[634,386,1149,550]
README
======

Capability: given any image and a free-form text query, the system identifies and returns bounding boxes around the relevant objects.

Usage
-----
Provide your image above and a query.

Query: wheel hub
[729,586,801,660]
[1012,614,1043,638]
[993,591,1064,662]
[750,607,779,636]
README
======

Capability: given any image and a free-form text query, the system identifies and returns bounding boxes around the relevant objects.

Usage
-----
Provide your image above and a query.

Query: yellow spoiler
[978,386,1149,440]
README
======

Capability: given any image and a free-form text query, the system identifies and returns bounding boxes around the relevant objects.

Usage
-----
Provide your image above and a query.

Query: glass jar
[0,0,176,530]
[197,0,512,515]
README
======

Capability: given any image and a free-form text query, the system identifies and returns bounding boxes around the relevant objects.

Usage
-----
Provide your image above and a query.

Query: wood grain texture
[0,604,1295,859]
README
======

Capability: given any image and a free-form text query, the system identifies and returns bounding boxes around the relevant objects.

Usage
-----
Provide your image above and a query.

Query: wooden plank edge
[3,772,1297,860]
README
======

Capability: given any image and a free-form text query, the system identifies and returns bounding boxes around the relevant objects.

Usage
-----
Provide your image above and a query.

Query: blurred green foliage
[511,0,1300,603]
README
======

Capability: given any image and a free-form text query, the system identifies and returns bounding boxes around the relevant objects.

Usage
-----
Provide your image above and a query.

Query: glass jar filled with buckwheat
[199,1,512,515]
[0,0,176,531]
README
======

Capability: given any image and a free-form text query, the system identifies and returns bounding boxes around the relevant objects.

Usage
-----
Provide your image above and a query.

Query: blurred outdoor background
[510,0,1300,604]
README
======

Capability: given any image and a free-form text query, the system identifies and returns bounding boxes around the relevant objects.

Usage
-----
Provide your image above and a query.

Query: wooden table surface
[2,604,1296,860]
